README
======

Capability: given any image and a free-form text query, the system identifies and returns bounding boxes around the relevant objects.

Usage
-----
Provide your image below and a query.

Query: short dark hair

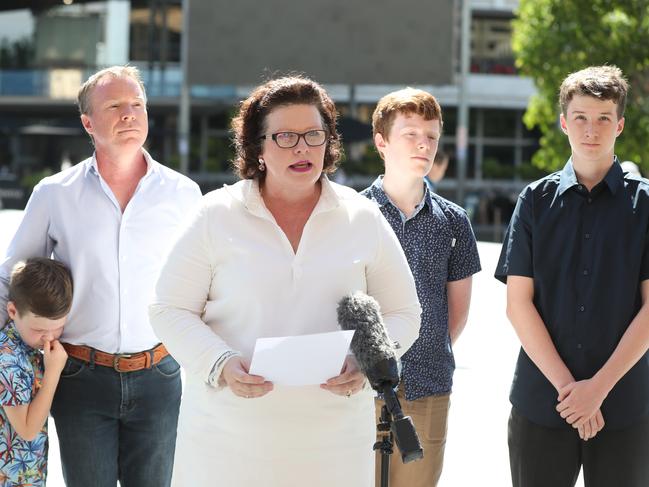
[559,65,628,119]
[8,258,73,319]
[231,75,342,180]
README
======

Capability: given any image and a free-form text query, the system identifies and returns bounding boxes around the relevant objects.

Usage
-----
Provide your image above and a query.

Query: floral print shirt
[0,321,47,486]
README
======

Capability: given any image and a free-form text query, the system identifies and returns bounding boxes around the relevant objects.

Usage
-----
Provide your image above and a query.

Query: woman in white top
[149,76,421,487]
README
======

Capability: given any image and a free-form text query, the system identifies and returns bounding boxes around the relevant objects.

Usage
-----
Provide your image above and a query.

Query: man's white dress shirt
[0,150,202,353]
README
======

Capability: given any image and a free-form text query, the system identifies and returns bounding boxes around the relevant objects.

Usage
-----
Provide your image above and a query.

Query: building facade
[0,0,539,239]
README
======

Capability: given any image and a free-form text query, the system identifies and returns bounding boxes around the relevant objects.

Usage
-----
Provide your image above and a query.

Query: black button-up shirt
[495,159,649,430]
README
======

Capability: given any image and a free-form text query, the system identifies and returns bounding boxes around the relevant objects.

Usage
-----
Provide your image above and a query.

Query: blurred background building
[0,0,541,240]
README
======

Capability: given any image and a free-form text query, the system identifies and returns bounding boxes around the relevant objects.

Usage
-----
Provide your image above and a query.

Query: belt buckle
[113,353,133,372]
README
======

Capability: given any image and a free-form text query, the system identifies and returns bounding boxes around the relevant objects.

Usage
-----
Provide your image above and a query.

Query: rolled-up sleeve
[365,210,421,356]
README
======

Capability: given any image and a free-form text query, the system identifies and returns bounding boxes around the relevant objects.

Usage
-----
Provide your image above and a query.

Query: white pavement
[440,242,584,487]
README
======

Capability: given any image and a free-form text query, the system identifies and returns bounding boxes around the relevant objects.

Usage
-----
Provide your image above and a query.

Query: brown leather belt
[62,343,169,373]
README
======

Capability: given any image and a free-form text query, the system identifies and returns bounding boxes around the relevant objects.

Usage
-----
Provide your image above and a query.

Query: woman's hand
[221,356,273,399]
[321,355,366,397]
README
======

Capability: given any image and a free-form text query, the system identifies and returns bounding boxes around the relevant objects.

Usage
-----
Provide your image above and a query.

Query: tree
[512,0,649,171]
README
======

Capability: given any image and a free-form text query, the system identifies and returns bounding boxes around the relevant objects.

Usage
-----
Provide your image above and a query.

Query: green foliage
[204,137,235,173]
[513,0,649,171]
[342,143,384,176]
[21,168,53,192]
[483,158,515,179]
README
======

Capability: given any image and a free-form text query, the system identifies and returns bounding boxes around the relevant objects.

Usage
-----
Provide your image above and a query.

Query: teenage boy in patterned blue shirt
[362,88,481,487]
[0,258,72,486]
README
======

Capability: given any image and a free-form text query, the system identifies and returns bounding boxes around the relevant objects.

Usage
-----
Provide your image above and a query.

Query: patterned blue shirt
[0,321,48,486]
[362,177,481,400]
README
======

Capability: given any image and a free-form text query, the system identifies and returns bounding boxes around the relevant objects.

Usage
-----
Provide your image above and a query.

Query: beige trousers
[375,389,451,487]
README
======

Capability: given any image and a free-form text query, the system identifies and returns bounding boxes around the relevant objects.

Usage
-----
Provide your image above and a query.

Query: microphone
[337,292,423,464]
[337,292,399,390]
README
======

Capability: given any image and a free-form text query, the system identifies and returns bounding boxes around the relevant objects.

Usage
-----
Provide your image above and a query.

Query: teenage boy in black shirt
[496,65,649,487]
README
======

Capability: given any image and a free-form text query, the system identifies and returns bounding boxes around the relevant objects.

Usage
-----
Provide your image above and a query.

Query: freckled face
[375,113,441,178]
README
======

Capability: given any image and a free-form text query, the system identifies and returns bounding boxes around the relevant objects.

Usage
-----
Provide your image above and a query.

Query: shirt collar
[3,321,36,354]
[368,175,433,211]
[84,148,159,179]
[602,158,624,194]
[3,320,20,342]
[227,174,340,220]
[557,157,623,196]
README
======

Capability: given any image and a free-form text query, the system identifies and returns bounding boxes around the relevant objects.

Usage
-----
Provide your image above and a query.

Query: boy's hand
[43,340,68,374]
[556,378,608,428]
[577,409,605,441]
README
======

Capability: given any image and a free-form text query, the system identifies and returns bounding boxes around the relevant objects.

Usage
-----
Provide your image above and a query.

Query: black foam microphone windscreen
[337,291,423,463]
[337,292,399,390]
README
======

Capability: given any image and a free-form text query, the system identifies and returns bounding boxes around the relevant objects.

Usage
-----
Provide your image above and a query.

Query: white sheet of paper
[248,330,355,386]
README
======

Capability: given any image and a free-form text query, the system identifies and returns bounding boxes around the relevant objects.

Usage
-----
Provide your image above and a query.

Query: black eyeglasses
[260,129,328,148]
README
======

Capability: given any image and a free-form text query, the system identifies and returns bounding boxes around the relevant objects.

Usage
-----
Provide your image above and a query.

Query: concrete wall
[188,0,456,85]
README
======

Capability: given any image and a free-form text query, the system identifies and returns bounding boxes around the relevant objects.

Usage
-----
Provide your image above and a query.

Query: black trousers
[508,407,649,487]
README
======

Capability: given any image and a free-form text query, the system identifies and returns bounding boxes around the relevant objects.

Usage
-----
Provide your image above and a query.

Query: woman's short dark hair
[231,75,342,180]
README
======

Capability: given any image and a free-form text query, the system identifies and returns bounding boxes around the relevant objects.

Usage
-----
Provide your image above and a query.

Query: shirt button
[579,305,585,312]
[588,198,592,203]
[577,184,583,190]
[585,233,591,239]
[577,343,583,349]
[583,269,589,276]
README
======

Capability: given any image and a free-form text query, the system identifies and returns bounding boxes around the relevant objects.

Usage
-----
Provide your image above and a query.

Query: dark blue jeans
[51,354,182,487]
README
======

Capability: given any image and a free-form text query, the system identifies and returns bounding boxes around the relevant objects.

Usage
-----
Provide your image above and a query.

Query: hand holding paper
[248,330,355,386]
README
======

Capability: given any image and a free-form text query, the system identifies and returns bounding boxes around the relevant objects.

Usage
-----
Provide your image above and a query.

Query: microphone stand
[373,385,423,487]
[375,403,394,487]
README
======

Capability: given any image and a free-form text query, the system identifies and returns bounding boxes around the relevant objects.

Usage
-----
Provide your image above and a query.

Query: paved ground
[440,242,585,486]
[1,211,585,486]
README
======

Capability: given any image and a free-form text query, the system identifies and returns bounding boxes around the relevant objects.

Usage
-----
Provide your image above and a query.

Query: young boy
[362,88,481,487]
[0,257,72,486]
[496,65,649,486]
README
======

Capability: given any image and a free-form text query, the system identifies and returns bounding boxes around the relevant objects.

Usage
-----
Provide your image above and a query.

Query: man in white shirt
[0,66,202,487]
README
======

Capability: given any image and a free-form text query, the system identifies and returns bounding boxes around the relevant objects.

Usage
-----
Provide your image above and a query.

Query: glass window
[482,145,515,179]
[470,14,516,75]
[130,4,182,63]
[483,109,517,137]
[443,107,456,136]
